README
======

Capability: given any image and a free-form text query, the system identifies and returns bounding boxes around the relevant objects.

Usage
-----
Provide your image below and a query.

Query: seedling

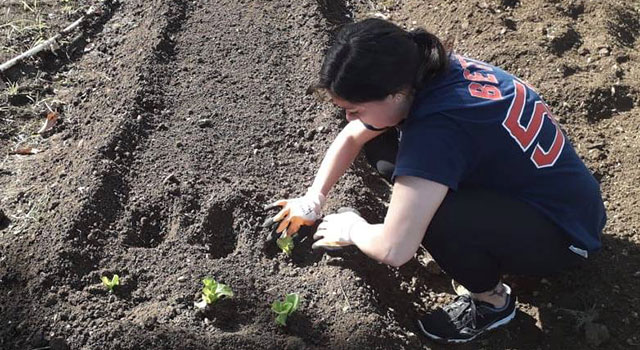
[276,234,294,256]
[271,293,300,326]
[194,277,233,309]
[101,274,119,293]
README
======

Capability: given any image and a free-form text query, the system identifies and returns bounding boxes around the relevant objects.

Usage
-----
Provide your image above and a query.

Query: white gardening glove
[312,207,366,250]
[263,189,326,237]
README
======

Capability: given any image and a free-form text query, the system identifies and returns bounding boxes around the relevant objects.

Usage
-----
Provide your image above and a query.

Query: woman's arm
[349,175,448,267]
[308,121,385,196]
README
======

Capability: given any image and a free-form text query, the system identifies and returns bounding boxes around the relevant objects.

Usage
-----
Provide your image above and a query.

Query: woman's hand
[263,190,325,236]
[312,208,366,250]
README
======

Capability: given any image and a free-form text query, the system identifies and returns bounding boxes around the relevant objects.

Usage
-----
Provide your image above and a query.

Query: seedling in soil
[276,234,294,256]
[194,277,233,310]
[271,293,300,326]
[101,274,119,293]
[6,81,20,96]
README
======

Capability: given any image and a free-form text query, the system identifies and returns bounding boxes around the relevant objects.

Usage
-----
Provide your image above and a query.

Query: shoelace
[443,295,478,329]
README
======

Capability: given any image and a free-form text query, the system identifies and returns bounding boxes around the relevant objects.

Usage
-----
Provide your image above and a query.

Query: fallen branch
[0,6,98,73]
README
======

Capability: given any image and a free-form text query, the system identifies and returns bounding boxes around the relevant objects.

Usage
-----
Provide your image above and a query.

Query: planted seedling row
[99,274,301,326]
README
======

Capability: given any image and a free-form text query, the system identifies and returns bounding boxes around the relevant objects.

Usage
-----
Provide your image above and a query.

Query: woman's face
[330,91,413,129]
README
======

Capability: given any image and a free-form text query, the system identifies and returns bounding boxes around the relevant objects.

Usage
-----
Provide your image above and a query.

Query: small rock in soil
[143,316,157,329]
[198,118,213,127]
[163,173,178,185]
[598,47,610,57]
[584,321,610,347]
[305,129,316,140]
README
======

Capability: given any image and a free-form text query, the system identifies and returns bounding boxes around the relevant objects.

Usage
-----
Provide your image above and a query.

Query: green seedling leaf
[195,277,233,309]
[276,235,294,256]
[101,274,120,293]
[271,293,301,326]
[285,293,300,312]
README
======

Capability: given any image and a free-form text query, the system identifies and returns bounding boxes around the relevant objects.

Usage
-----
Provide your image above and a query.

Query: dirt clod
[197,118,213,128]
[49,338,70,350]
[285,336,307,350]
[584,321,610,347]
[0,209,8,229]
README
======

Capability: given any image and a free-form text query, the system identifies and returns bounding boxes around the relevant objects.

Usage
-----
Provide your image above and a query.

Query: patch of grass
[4,187,52,237]
[21,0,40,13]
[1,0,52,53]
[0,44,18,55]
[59,0,80,17]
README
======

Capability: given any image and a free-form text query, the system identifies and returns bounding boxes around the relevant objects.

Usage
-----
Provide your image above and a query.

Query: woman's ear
[385,92,402,103]
[390,87,414,103]
[392,92,408,103]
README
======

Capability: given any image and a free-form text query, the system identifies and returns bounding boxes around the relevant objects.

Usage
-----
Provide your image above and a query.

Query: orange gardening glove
[263,189,326,237]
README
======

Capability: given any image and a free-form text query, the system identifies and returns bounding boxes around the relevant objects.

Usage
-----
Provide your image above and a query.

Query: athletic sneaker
[417,284,516,343]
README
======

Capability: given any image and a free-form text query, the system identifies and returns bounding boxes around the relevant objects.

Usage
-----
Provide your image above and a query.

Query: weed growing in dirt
[58,0,80,16]
[6,81,20,96]
[271,293,300,326]
[194,277,233,309]
[276,234,294,256]
[100,274,119,293]
[4,189,51,236]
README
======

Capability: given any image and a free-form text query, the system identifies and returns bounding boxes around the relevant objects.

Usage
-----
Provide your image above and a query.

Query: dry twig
[0,6,98,72]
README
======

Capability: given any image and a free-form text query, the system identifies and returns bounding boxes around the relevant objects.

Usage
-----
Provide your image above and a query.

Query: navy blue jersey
[393,54,606,252]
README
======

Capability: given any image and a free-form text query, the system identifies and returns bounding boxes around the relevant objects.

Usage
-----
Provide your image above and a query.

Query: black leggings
[364,129,583,293]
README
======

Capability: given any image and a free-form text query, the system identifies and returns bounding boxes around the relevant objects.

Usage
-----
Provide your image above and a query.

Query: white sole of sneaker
[417,307,517,344]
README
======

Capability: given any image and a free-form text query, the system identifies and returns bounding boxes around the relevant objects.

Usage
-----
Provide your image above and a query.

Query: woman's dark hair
[313,18,449,102]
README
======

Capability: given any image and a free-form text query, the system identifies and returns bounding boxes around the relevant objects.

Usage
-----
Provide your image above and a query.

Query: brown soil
[1,0,639,349]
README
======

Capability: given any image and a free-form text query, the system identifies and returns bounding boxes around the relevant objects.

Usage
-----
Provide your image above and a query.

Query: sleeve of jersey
[392,115,473,190]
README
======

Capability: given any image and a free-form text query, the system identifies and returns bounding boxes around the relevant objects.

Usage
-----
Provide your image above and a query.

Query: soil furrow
[58,0,192,284]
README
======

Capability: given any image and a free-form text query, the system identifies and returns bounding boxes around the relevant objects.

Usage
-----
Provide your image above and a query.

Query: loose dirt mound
[1,0,639,349]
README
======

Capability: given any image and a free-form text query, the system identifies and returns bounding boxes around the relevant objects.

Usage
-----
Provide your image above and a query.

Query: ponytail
[409,29,450,89]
